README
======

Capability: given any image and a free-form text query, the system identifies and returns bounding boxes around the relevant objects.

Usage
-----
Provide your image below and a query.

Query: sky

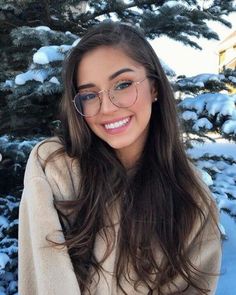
[150,13,236,77]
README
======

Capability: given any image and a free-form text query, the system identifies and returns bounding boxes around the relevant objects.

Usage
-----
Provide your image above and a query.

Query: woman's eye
[115,81,133,90]
[79,92,98,101]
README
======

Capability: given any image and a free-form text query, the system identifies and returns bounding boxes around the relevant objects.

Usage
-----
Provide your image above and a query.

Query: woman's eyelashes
[80,92,98,101]
[78,79,134,96]
[79,79,134,94]
[114,80,133,90]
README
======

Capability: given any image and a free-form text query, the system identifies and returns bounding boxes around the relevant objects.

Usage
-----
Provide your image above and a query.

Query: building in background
[218,30,236,72]
[218,30,236,93]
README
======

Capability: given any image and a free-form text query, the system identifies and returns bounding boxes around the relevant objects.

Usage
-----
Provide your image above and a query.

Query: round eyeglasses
[72,78,146,117]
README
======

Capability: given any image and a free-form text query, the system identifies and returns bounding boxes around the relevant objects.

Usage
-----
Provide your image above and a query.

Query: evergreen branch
[42,0,51,25]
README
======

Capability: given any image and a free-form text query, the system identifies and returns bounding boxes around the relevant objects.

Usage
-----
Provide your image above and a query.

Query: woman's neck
[116,143,143,170]
[114,123,149,170]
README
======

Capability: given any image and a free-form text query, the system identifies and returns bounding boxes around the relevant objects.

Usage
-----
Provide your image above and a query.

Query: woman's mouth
[102,116,132,134]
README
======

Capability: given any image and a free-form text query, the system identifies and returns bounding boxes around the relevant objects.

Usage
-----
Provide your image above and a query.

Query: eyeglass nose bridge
[97,88,116,106]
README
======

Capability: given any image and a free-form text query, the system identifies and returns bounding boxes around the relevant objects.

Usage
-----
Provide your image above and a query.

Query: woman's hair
[37,21,220,294]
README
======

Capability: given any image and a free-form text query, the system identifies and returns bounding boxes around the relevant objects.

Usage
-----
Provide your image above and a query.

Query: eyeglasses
[72,78,146,117]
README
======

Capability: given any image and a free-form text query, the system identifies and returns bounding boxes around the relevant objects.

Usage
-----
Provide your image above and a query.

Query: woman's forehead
[77,46,145,84]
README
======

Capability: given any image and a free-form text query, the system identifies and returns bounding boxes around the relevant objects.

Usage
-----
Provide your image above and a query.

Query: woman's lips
[102,116,132,134]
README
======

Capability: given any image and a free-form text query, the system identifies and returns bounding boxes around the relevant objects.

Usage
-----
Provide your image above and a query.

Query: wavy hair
[37,21,220,294]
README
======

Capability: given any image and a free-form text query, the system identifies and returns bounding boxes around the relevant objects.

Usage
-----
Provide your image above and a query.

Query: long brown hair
[37,21,220,294]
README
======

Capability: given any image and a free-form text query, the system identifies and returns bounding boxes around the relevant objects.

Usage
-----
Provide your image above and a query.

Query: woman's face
[76,46,156,165]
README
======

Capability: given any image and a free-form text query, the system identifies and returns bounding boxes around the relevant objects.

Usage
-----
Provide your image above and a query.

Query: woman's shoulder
[30,136,65,162]
[24,137,80,197]
[24,136,63,178]
[23,136,81,200]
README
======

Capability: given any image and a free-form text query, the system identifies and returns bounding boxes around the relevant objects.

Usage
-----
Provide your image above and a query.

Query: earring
[153,97,158,102]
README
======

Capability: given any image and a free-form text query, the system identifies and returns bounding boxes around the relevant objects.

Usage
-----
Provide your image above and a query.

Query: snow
[0,135,45,162]
[195,81,204,87]
[180,93,236,135]
[14,41,75,85]
[222,120,236,134]
[215,173,235,185]
[0,253,10,271]
[216,212,236,295]
[15,69,48,85]
[3,80,13,87]
[180,95,205,113]
[206,94,235,117]
[33,45,70,65]
[189,139,236,159]
[193,117,213,131]
[219,199,236,215]
[180,93,234,116]
[49,77,60,85]
[163,1,180,9]
[72,39,80,47]
[0,216,8,228]
[35,26,51,31]
[182,110,198,121]
[218,222,226,238]
[200,169,214,186]
[228,76,236,83]
[177,73,225,87]
[193,154,236,208]
[159,59,176,77]
[190,139,236,294]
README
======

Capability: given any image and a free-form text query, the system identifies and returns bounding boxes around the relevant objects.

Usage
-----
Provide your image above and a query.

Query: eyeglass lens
[74,81,138,117]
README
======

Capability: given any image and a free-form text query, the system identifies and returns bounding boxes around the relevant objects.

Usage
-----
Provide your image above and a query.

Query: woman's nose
[99,90,118,114]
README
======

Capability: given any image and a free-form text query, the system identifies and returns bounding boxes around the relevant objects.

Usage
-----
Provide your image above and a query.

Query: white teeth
[104,117,130,130]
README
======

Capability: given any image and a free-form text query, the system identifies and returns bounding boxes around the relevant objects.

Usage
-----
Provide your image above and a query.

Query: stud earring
[153,97,158,102]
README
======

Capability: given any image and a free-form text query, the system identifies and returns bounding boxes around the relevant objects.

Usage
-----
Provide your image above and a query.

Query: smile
[104,116,131,130]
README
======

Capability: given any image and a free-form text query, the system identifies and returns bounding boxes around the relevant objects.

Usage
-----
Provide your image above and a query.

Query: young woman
[18,21,222,295]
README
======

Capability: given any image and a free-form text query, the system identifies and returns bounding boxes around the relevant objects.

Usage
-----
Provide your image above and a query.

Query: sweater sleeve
[18,145,81,295]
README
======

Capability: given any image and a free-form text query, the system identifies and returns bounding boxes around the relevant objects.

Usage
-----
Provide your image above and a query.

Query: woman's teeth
[104,117,130,130]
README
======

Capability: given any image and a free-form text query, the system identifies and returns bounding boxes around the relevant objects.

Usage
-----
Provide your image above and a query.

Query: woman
[18,21,222,295]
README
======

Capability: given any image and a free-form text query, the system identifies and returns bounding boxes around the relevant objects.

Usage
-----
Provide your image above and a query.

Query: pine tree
[1,0,235,136]
[176,70,236,142]
[0,195,19,295]
[174,70,236,231]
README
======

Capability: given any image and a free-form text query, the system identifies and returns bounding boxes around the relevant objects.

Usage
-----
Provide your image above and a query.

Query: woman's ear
[150,82,158,102]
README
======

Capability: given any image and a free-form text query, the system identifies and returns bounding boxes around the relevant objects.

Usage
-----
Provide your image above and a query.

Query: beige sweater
[18,137,222,295]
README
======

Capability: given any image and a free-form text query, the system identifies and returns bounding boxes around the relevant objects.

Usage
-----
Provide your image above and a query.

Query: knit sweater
[18,137,222,295]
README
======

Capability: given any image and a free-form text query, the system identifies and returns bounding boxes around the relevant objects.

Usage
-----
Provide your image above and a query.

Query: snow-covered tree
[1,0,236,136]
[174,69,236,227]
[0,195,19,295]
[1,0,235,46]
[176,71,236,142]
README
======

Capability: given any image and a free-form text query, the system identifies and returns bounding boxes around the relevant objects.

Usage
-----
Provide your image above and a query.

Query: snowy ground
[190,139,236,295]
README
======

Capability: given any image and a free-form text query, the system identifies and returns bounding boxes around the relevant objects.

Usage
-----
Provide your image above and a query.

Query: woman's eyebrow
[109,68,134,80]
[77,68,135,90]
[77,83,95,91]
